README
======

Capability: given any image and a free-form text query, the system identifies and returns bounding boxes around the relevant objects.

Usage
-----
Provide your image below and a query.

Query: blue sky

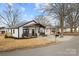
[0,3,44,26]
[0,3,42,21]
[0,3,57,27]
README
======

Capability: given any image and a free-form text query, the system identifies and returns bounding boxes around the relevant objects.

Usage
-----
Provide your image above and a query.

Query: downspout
[11,29,12,36]
[18,27,19,38]
[44,27,46,35]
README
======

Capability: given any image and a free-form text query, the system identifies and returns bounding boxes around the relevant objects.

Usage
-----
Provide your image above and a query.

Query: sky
[0,3,58,27]
[0,3,42,20]
[0,3,44,26]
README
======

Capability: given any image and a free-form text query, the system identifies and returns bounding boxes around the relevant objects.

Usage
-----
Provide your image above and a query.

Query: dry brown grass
[64,32,79,36]
[0,35,55,52]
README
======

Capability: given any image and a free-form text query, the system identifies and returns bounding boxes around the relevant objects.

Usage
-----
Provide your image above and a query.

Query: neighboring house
[0,27,5,34]
[59,26,79,32]
[6,20,53,38]
[45,25,55,35]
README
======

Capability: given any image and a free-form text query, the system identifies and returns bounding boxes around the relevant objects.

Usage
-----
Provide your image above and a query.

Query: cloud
[30,15,34,18]
[21,7,25,11]
[34,3,50,9]
[34,3,44,13]
[19,7,26,14]
[23,14,27,19]
[7,3,13,6]
[23,14,33,19]
[34,3,50,13]
[22,14,34,21]
[34,3,41,10]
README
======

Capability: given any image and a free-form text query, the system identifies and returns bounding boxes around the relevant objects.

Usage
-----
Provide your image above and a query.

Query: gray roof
[6,20,45,29]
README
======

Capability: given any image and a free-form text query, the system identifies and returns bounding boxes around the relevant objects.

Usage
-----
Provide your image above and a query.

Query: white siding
[26,26,40,36]
[12,29,18,38]
[29,27,35,36]
[35,27,39,36]
[24,22,35,26]
[59,28,71,32]
[6,27,23,38]
[6,29,11,34]
[64,28,70,32]
[45,28,51,35]
[19,27,23,38]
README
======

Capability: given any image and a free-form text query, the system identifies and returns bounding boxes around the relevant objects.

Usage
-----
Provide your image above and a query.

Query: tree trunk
[60,4,64,36]
[70,24,73,33]
[70,27,73,33]
[60,18,64,35]
[74,27,77,32]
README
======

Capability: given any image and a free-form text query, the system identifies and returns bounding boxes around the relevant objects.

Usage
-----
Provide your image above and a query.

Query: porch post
[44,27,46,35]
[11,29,12,36]
[18,28,19,38]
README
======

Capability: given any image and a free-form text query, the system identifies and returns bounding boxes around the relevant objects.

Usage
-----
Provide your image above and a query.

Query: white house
[6,20,53,38]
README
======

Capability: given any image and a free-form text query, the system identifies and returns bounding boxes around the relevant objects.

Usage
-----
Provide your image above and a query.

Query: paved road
[0,36,79,56]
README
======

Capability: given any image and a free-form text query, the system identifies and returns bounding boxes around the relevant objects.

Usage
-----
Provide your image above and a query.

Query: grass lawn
[0,35,57,52]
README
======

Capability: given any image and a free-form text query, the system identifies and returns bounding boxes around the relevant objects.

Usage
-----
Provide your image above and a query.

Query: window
[13,29,15,34]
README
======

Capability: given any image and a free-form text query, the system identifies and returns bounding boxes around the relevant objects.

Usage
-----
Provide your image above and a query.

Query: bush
[5,34,8,38]
[5,34,13,38]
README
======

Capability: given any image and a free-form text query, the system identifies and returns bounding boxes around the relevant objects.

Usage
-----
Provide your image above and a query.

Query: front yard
[0,35,56,52]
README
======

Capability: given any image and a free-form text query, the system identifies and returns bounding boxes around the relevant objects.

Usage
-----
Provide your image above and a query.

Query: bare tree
[71,4,79,32]
[65,4,79,32]
[0,4,23,27]
[39,3,79,33]
[34,15,51,26]
[40,3,71,34]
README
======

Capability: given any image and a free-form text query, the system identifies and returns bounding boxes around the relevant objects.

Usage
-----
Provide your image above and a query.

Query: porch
[22,25,46,38]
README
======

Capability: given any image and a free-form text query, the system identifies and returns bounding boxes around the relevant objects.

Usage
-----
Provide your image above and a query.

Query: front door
[32,29,35,36]
[23,29,29,37]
